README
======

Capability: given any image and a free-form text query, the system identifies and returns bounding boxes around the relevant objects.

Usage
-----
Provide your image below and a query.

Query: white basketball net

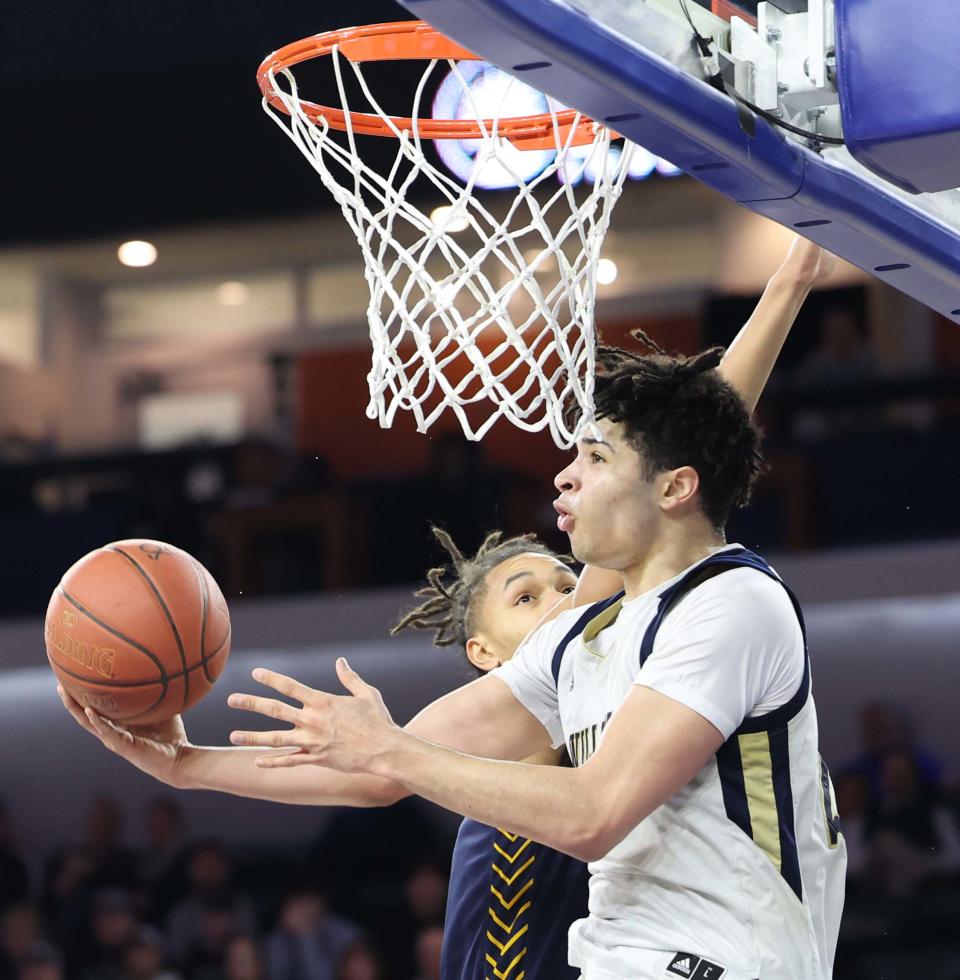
[261,47,634,447]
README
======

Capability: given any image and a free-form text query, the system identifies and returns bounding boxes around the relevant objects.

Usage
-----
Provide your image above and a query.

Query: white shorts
[575,948,743,980]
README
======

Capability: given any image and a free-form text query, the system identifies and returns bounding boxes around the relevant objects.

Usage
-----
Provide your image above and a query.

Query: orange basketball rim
[256,20,602,151]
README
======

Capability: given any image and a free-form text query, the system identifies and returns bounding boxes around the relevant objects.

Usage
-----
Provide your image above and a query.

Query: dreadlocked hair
[590,328,765,529]
[391,527,562,669]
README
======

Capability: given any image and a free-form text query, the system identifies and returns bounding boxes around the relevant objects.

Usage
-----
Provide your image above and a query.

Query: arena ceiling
[1,0,409,245]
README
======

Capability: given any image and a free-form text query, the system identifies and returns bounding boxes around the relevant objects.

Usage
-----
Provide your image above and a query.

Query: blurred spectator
[793,306,881,440]
[403,864,446,928]
[225,440,292,510]
[43,794,136,951]
[218,439,331,594]
[0,800,29,911]
[371,860,447,980]
[1,904,45,977]
[867,749,960,897]
[265,885,362,980]
[165,841,255,967]
[833,772,870,880]
[839,701,959,898]
[178,895,249,980]
[223,935,265,980]
[422,434,500,548]
[85,796,138,892]
[796,306,878,387]
[421,433,511,554]
[378,432,509,582]
[411,926,442,980]
[847,700,943,800]
[138,798,188,921]
[311,800,447,912]
[334,941,385,980]
[76,890,140,980]
[43,847,96,956]
[120,926,180,980]
[16,942,64,980]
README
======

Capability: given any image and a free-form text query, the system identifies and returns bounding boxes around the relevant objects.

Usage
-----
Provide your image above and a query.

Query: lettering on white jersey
[567,711,612,767]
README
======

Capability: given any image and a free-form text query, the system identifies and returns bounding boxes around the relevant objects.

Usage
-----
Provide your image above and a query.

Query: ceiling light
[429,205,470,233]
[597,257,618,286]
[117,240,157,268]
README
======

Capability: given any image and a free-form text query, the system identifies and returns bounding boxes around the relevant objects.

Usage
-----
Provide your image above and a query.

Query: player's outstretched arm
[719,234,837,412]
[59,665,548,808]
[228,659,724,860]
[57,685,391,806]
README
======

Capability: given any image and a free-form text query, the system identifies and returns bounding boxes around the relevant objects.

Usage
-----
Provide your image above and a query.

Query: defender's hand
[57,685,189,787]
[776,235,839,288]
[227,659,399,773]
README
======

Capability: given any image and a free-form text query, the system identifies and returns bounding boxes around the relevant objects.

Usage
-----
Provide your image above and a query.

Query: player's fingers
[250,668,323,707]
[85,709,134,751]
[335,657,373,698]
[228,728,308,749]
[57,685,98,735]
[57,683,78,708]
[226,692,302,724]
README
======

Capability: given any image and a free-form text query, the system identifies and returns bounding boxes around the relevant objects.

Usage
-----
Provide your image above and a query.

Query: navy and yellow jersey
[441,817,588,980]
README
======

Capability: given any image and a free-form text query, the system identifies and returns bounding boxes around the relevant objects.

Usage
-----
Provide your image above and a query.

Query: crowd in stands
[0,796,450,980]
[1,702,959,980]
[833,703,960,978]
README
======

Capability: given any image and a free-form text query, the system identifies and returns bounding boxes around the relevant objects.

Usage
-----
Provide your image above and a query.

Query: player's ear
[465,636,502,672]
[660,465,700,513]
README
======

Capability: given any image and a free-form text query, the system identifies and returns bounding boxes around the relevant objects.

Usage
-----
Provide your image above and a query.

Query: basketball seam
[108,546,191,712]
[58,670,168,722]
[82,636,232,724]
[209,625,231,668]
[58,588,169,687]
[49,658,169,711]
[190,557,214,685]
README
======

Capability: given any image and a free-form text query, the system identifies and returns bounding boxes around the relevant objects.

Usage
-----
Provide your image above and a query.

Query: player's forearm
[719,272,812,412]
[369,730,602,860]
[175,744,406,807]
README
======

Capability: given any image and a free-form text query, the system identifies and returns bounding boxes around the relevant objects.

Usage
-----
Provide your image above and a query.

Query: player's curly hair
[391,527,563,665]
[590,329,764,529]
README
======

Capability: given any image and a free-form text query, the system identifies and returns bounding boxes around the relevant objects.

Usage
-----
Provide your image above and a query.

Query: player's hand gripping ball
[44,540,231,725]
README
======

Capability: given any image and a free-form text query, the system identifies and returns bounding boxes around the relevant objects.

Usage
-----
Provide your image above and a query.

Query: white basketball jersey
[496,546,846,980]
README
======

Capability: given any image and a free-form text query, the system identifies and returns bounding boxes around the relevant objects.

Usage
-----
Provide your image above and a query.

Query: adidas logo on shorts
[667,951,727,980]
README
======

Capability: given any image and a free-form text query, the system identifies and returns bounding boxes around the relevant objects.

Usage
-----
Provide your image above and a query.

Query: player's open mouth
[553,500,575,534]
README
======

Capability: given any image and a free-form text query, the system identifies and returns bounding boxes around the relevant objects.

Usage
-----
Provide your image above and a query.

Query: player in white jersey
[499,546,844,979]
[59,240,843,978]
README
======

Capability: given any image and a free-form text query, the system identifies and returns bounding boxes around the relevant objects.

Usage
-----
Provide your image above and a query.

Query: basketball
[44,539,231,726]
